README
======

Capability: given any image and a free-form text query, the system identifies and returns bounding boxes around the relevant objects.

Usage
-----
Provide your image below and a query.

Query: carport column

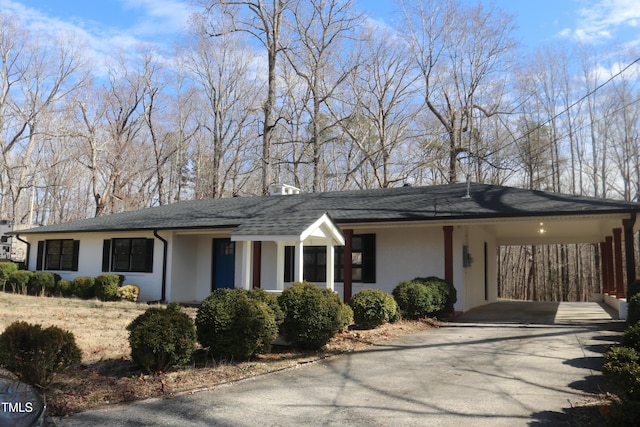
[613,228,625,298]
[443,226,454,285]
[605,236,614,295]
[343,229,353,303]
[623,217,636,295]
[600,241,609,295]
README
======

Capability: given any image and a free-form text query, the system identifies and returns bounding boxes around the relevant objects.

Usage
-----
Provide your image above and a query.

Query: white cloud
[0,0,193,76]
[569,0,640,43]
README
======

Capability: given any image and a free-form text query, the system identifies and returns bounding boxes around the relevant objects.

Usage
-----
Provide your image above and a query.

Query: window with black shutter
[106,238,154,273]
[36,239,80,271]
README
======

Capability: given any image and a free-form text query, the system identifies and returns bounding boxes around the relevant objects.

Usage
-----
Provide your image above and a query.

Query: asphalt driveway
[55,302,623,426]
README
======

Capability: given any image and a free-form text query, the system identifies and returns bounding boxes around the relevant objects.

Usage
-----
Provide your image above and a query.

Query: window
[102,238,154,273]
[284,246,326,283]
[336,234,376,283]
[36,239,79,271]
[283,234,376,283]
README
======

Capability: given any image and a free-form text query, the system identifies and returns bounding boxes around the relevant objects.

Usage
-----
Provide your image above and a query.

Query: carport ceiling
[488,213,634,245]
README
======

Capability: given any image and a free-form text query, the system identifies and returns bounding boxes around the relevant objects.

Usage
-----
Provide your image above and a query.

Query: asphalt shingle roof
[15,183,640,235]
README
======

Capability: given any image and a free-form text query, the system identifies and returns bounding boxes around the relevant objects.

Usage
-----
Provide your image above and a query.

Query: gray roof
[14,183,640,235]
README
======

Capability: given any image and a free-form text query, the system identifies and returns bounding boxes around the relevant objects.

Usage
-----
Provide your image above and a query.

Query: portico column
[326,243,335,292]
[276,242,285,290]
[443,226,454,285]
[238,241,252,290]
[613,228,625,298]
[343,229,353,303]
[294,241,304,283]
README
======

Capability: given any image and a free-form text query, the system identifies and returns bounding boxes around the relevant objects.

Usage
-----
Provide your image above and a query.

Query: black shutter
[71,240,80,271]
[36,241,45,271]
[362,234,376,283]
[144,239,154,273]
[102,240,111,272]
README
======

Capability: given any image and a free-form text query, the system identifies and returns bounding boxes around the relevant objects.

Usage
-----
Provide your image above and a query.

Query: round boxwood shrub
[0,262,18,292]
[629,279,640,300]
[127,303,197,374]
[416,276,457,311]
[278,281,350,350]
[392,280,440,319]
[349,289,400,329]
[196,289,278,360]
[72,276,95,299]
[0,321,82,388]
[27,272,55,297]
[7,270,33,295]
[57,280,73,297]
[248,288,284,326]
[95,274,122,301]
[118,284,140,302]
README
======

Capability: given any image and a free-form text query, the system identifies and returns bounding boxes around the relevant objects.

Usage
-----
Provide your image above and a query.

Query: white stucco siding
[356,226,445,296]
[22,231,165,302]
[456,225,498,311]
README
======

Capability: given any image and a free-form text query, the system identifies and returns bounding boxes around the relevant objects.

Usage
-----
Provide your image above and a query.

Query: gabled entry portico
[231,212,345,293]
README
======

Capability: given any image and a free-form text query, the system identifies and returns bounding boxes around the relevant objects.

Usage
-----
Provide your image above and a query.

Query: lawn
[0,293,439,416]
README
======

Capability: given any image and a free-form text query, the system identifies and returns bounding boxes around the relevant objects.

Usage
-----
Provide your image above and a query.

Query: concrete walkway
[55,302,623,426]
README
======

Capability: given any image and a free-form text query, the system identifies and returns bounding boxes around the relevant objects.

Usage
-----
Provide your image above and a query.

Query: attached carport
[465,209,638,319]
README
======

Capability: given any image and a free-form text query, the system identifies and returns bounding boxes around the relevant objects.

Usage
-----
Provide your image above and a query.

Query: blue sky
[1,0,639,60]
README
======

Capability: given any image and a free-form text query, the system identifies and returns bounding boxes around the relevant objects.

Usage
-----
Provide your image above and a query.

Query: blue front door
[213,238,235,290]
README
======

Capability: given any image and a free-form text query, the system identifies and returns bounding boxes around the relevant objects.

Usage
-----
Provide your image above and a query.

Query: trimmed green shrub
[349,289,400,329]
[118,284,140,302]
[338,303,354,331]
[278,281,350,350]
[28,272,55,297]
[72,276,95,299]
[628,294,640,326]
[0,321,82,388]
[0,262,18,292]
[392,280,440,319]
[248,288,284,326]
[7,270,33,295]
[620,323,640,352]
[95,274,121,301]
[57,280,73,297]
[127,303,197,374]
[416,276,457,310]
[603,345,640,399]
[196,289,277,359]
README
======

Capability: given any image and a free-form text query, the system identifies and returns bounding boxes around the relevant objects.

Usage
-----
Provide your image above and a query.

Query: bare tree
[400,0,516,183]
[282,0,362,191]
[0,13,87,222]
[198,0,297,194]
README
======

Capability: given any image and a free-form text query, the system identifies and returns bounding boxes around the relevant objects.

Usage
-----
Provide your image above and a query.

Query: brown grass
[0,293,441,417]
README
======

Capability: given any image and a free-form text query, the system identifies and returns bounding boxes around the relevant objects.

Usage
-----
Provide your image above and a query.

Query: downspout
[14,235,30,270]
[153,230,168,303]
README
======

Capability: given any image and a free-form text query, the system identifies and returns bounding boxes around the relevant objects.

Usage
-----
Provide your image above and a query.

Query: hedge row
[0,266,139,302]
[602,280,640,425]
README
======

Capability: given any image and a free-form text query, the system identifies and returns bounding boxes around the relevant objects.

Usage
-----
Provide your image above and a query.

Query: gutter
[14,235,30,270]
[153,230,168,303]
